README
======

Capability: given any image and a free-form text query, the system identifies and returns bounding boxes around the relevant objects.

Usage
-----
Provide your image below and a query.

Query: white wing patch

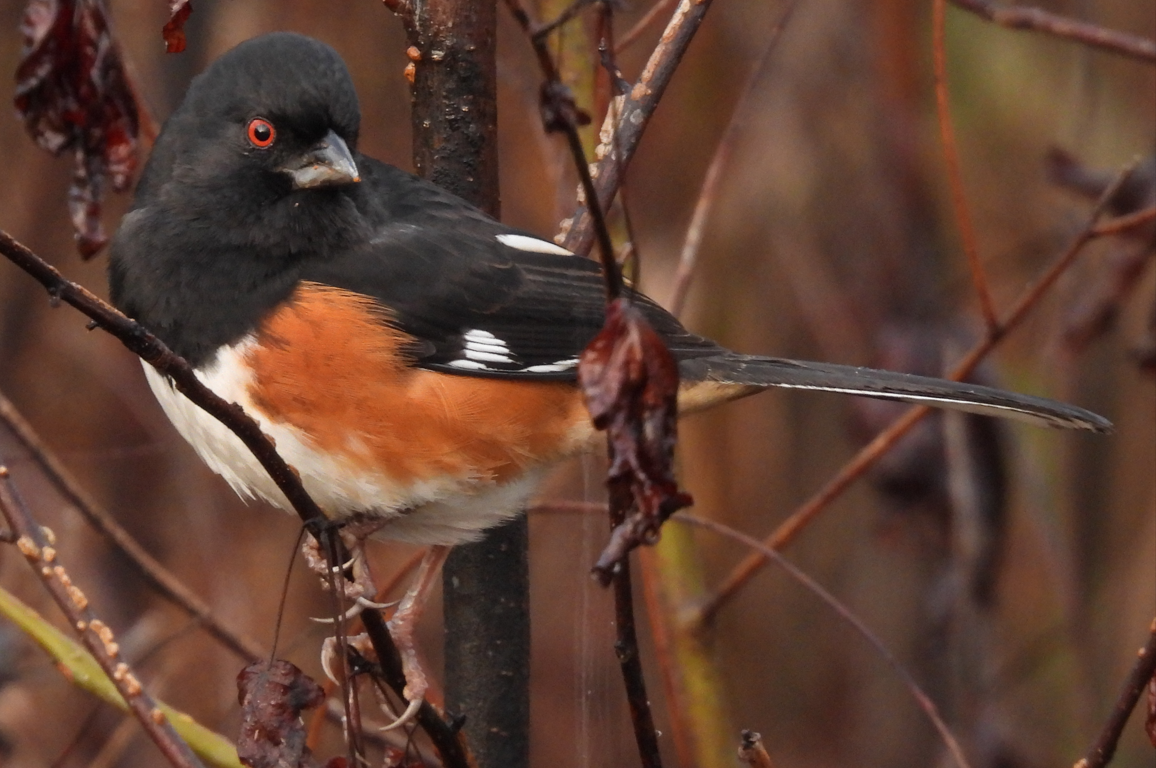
[495,233,573,256]
[449,328,580,374]
[461,328,515,365]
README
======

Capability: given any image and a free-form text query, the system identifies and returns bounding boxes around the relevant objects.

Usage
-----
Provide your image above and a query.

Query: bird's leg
[382,544,451,731]
[303,520,396,621]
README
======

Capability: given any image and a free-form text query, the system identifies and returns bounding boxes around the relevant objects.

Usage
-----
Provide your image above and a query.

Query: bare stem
[1076,617,1156,768]
[668,0,800,318]
[694,161,1139,625]
[948,0,1156,63]
[934,0,999,331]
[674,512,974,768]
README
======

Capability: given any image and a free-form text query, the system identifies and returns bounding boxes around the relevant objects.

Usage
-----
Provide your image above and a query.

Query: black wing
[301,157,719,380]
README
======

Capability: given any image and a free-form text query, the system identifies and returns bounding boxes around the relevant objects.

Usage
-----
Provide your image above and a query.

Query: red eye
[247,118,276,148]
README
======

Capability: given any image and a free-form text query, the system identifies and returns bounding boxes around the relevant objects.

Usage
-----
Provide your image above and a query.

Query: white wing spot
[464,349,514,364]
[447,359,489,370]
[523,358,580,373]
[496,234,573,256]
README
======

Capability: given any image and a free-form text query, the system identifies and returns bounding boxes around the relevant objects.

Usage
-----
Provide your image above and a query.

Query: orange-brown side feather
[245,283,591,487]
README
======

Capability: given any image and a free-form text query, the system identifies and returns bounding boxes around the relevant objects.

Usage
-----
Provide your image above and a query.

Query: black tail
[678,353,1111,432]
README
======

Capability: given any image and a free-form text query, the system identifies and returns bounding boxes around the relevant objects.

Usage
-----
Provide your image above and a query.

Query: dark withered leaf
[237,659,326,768]
[163,1,193,53]
[14,0,140,258]
[580,298,692,582]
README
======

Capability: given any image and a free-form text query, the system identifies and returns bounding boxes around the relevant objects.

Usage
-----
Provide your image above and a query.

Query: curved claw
[309,595,398,624]
[320,637,342,685]
[356,595,398,611]
[380,695,423,731]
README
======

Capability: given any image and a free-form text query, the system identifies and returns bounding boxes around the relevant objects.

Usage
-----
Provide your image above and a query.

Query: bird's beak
[282,130,360,189]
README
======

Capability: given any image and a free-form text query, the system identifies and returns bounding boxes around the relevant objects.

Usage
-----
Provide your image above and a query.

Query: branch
[0,389,264,662]
[694,161,1139,626]
[668,0,800,317]
[616,0,676,53]
[1076,617,1156,768]
[560,0,718,255]
[673,512,974,768]
[948,0,1156,63]
[934,0,998,331]
[0,467,205,768]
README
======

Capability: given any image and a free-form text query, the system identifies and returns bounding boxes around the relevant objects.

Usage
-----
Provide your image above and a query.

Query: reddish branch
[0,230,470,768]
[0,390,264,662]
[694,162,1140,626]
[948,0,1156,63]
[1077,618,1156,768]
[674,512,974,768]
[615,0,675,53]
[668,0,800,318]
[934,0,998,331]
[0,467,205,768]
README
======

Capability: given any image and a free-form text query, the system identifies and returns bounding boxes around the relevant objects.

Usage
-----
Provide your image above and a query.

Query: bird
[107,32,1110,726]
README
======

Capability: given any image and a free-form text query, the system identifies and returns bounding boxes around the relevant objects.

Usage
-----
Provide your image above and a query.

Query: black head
[110,33,372,365]
[134,33,365,249]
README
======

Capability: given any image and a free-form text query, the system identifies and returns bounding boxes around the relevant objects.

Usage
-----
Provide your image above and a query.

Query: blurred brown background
[0,0,1153,766]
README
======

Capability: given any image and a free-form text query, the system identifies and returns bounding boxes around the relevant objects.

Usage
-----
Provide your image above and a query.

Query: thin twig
[616,0,675,53]
[533,0,598,41]
[361,607,472,767]
[560,0,718,256]
[668,0,800,318]
[1076,617,1156,768]
[611,499,664,768]
[673,512,974,768]
[1090,205,1156,238]
[0,467,205,768]
[694,161,1138,626]
[637,548,696,767]
[0,389,263,662]
[948,0,1156,64]
[504,0,622,298]
[934,0,999,331]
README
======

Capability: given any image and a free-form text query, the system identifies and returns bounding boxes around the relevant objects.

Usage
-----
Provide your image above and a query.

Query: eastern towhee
[107,32,1109,724]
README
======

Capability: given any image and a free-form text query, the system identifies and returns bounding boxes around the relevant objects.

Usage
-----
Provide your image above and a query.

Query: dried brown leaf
[163,1,193,54]
[14,0,140,258]
[580,298,692,583]
[237,659,326,768]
